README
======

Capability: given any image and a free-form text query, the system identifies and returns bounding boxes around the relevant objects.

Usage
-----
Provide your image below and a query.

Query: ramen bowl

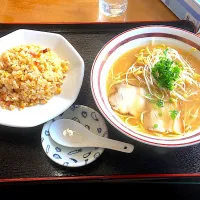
[91,25,200,148]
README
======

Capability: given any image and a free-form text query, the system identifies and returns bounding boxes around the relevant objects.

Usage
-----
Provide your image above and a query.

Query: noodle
[107,44,200,137]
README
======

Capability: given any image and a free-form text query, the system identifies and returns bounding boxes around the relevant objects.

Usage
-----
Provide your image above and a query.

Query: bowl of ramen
[91,25,200,147]
[0,29,84,128]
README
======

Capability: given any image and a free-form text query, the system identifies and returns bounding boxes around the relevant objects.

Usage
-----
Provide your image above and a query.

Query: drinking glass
[99,0,128,17]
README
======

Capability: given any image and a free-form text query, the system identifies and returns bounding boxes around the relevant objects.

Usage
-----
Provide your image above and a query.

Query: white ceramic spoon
[49,119,134,153]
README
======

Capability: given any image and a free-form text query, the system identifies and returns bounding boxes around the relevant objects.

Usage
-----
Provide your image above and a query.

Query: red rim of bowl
[90,25,200,147]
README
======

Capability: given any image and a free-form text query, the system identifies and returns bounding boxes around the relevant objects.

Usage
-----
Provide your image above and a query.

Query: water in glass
[99,0,128,17]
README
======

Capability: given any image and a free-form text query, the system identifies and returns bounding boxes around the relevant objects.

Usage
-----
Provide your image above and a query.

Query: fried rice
[0,44,69,110]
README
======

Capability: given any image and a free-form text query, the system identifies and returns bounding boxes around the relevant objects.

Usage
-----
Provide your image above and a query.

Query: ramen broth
[106,44,200,137]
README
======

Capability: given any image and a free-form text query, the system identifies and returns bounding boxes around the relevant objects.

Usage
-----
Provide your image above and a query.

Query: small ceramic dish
[41,105,108,167]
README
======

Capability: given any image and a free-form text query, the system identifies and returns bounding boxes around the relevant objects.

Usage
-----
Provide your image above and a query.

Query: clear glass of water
[99,0,128,17]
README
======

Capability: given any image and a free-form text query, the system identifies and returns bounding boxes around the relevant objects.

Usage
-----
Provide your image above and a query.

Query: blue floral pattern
[68,149,83,155]
[53,154,62,159]
[70,158,78,163]
[82,111,87,118]
[71,117,80,123]
[45,130,50,136]
[85,125,90,130]
[63,162,69,166]
[91,112,99,121]
[70,105,80,111]
[46,145,50,153]
[55,147,61,152]
[97,128,102,133]
[83,151,91,158]
[41,104,108,167]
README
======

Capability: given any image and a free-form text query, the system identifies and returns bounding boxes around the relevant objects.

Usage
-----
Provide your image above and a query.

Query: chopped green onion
[152,57,182,91]
[156,99,164,108]
[170,110,179,120]
[153,124,158,129]
[163,48,169,56]
[145,93,151,98]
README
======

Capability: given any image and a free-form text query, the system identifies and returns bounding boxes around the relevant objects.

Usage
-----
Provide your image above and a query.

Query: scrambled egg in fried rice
[0,44,69,110]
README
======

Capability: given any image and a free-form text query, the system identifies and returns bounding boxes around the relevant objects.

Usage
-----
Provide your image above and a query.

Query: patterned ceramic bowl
[41,105,108,167]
